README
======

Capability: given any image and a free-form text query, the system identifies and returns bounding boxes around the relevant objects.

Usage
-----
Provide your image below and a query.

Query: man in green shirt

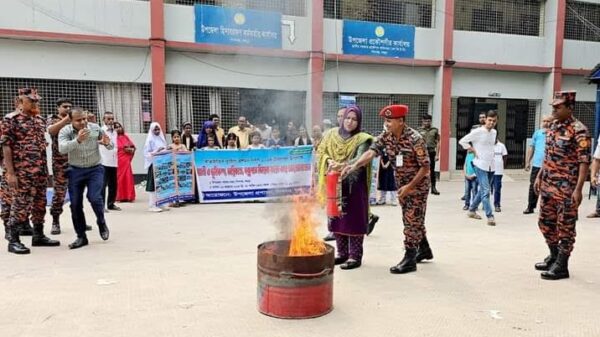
[418,114,441,195]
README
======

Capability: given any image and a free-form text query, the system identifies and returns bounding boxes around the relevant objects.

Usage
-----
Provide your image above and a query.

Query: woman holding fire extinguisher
[317,105,373,270]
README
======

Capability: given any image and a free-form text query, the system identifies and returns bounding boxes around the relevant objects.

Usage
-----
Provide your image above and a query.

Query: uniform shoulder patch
[579,139,590,148]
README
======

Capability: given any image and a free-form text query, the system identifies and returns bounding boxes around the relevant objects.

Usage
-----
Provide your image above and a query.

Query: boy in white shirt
[458,110,498,226]
[491,138,508,212]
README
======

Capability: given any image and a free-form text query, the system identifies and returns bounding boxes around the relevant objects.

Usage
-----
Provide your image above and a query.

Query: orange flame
[288,195,326,257]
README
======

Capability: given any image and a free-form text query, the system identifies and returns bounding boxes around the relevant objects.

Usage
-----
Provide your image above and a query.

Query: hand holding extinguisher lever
[341,149,377,180]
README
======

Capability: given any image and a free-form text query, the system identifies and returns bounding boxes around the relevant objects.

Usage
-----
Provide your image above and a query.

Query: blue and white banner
[153,151,177,206]
[343,20,415,58]
[194,146,313,203]
[194,4,282,48]
[174,152,196,202]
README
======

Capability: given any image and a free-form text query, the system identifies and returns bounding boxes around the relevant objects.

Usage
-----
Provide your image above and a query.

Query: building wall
[0,40,151,83]
[0,0,150,38]
[1,0,599,176]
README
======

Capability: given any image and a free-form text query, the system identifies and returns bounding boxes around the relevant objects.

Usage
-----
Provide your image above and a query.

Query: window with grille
[323,92,433,135]
[573,101,596,136]
[565,1,600,42]
[454,0,544,36]
[166,85,306,133]
[0,78,151,133]
[164,0,307,16]
[324,0,434,28]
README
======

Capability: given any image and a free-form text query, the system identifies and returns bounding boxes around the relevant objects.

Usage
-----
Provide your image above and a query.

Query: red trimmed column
[150,0,166,129]
[440,0,455,172]
[553,0,566,92]
[310,0,324,126]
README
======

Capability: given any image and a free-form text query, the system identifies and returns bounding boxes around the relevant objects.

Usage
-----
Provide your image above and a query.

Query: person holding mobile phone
[58,107,113,249]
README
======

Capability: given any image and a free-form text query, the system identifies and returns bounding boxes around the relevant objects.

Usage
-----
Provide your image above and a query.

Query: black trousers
[102,166,118,208]
[527,166,541,210]
[428,151,437,189]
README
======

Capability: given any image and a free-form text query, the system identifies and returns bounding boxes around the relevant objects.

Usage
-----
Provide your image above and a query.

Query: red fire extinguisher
[326,170,342,217]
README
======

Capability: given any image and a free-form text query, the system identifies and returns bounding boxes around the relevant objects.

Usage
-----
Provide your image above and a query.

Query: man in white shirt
[99,112,120,211]
[588,135,600,218]
[459,110,498,226]
[491,139,508,212]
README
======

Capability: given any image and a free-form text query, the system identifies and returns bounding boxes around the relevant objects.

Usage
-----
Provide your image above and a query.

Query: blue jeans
[469,167,494,218]
[68,165,106,238]
[464,178,479,207]
[491,174,503,207]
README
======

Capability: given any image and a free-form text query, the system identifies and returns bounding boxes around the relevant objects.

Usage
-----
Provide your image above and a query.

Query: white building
[1,0,599,176]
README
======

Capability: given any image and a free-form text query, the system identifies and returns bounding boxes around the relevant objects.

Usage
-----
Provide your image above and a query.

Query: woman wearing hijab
[114,122,136,202]
[143,122,168,212]
[197,121,222,149]
[317,105,373,270]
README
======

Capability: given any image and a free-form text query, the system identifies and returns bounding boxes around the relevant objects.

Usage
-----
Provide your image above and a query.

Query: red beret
[379,105,409,119]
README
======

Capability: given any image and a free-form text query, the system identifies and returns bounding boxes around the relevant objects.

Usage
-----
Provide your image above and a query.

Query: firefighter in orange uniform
[534,91,590,280]
[342,104,433,274]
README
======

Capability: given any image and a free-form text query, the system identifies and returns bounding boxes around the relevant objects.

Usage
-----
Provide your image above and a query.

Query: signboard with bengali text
[194,146,313,203]
[343,19,415,58]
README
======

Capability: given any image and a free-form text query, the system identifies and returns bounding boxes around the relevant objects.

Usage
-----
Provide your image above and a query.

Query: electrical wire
[176,51,339,78]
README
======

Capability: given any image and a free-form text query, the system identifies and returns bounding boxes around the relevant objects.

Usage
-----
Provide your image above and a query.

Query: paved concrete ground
[1,180,600,337]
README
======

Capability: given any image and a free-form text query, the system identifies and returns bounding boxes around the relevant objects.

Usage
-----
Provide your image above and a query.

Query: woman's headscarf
[338,105,363,140]
[197,121,216,149]
[143,122,167,169]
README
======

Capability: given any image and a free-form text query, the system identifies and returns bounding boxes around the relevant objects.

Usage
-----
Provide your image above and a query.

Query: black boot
[541,252,570,280]
[416,237,434,263]
[32,224,60,247]
[431,187,440,195]
[19,221,33,236]
[367,214,379,236]
[7,226,30,254]
[390,248,417,274]
[50,215,61,235]
[534,244,558,271]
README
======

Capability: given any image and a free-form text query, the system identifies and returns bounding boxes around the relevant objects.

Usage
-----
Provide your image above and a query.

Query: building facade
[0,0,599,175]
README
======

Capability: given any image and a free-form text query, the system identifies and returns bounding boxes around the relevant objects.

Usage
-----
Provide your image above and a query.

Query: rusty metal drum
[257,240,334,319]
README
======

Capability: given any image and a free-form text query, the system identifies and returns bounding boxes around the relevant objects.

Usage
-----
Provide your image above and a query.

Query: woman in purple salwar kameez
[317,106,373,270]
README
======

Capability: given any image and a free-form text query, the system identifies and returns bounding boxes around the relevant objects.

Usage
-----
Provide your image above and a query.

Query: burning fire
[288,195,326,257]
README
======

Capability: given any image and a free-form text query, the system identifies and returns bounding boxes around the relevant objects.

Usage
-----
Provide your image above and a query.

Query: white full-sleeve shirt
[459,126,497,172]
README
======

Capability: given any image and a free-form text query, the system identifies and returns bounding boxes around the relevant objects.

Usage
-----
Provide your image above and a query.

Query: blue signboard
[343,20,415,58]
[194,5,282,48]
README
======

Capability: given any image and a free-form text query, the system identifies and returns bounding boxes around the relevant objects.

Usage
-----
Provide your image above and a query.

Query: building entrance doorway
[455,97,534,170]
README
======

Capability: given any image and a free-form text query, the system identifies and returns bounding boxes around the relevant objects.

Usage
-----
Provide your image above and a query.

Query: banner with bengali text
[194,146,313,203]
[152,151,196,206]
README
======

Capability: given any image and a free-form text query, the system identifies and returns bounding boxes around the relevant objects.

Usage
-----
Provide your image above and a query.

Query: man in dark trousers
[343,104,432,274]
[534,91,590,280]
[100,111,120,211]
[418,114,440,195]
[2,88,59,254]
[523,114,552,214]
[59,107,112,249]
